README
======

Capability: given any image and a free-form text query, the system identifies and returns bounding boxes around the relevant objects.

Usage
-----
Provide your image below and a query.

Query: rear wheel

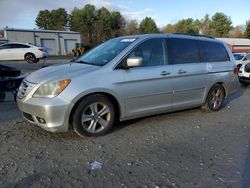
[202,84,225,112]
[72,94,116,137]
[25,53,36,64]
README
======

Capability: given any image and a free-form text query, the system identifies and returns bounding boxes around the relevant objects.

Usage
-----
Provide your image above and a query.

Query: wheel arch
[68,92,122,128]
[24,52,36,59]
[214,82,228,98]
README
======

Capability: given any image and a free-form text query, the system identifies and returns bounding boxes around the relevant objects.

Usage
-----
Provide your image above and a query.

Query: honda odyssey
[17,34,239,137]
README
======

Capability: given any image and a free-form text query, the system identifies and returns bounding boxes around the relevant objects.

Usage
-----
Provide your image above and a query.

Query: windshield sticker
[120,38,136,42]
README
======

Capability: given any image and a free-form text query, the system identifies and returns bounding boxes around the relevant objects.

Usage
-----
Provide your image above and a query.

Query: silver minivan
[17,34,239,137]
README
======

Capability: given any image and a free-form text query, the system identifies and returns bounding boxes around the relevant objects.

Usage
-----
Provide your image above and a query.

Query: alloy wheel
[81,102,111,133]
[209,88,224,109]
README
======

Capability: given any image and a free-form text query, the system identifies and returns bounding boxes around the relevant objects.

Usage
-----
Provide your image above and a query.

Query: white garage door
[65,39,77,54]
[41,39,56,55]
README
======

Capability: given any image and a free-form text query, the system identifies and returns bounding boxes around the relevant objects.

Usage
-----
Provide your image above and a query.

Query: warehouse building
[3,28,82,56]
[218,38,250,53]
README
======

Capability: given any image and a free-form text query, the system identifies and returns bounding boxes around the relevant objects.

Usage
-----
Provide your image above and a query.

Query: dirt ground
[0,59,250,187]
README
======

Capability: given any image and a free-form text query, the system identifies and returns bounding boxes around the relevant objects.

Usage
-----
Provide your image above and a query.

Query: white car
[238,63,250,86]
[233,53,250,66]
[0,42,48,63]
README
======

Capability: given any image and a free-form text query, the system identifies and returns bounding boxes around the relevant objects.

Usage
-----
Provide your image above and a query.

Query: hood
[26,63,98,83]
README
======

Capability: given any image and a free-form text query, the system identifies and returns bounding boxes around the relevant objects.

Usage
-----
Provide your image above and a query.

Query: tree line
[163,13,247,38]
[35,4,250,47]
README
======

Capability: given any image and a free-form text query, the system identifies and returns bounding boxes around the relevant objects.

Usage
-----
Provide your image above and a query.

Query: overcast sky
[0,0,249,29]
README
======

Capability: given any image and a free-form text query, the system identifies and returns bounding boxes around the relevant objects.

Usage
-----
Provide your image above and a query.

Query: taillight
[233,67,239,75]
[38,48,44,52]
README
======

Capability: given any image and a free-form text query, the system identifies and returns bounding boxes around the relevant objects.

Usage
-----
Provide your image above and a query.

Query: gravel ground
[0,59,250,187]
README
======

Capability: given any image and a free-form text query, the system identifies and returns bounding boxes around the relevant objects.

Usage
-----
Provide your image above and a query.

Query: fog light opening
[36,117,46,124]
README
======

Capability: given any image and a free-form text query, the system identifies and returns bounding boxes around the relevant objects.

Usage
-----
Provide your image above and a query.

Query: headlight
[33,79,71,98]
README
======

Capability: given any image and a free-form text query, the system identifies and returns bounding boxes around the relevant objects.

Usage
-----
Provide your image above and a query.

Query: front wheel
[72,94,116,137]
[202,84,225,112]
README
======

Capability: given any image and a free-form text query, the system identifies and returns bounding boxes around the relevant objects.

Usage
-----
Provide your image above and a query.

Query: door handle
[161,71,171,76]
[178,69,187,74]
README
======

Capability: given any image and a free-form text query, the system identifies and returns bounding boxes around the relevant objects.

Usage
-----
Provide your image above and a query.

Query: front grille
[17,80,36,99]
[245,64,250,73]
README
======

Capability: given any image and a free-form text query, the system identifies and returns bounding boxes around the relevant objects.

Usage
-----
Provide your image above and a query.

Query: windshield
[76,38,136,66]
[233,54,245,60]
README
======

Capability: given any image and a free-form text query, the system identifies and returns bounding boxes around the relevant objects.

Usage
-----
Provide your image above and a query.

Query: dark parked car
[0,65,25,102]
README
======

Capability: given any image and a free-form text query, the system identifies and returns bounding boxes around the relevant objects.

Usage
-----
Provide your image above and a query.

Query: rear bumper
[40,55,47,59]
[36,52,48,59]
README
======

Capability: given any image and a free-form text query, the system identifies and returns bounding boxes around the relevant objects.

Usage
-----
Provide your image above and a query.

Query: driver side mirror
[124,57,142,68]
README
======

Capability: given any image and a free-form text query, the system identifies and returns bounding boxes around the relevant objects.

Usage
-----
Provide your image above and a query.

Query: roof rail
[173,32,214,39]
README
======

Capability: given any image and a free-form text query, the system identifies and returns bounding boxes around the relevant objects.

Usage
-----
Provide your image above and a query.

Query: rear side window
[167,38,200,64]
[198,41,230,62]
[0,44,12,49]
[11,44,30,48]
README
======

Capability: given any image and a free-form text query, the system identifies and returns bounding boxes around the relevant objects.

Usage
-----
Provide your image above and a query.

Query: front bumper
[17,96,74,132]
[239,76,250,84]
[238,68,250,83]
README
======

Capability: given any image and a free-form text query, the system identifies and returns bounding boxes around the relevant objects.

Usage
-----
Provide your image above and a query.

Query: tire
[239,81,247,87]
[72,94,116,137]
[0,92,6,102]
[202,84,226,112]
[25,53,36,64]
[33,58,40,63]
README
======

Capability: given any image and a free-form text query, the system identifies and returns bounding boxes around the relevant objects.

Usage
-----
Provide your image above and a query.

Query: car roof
[116,33,224,45]
[233,52,247,55]
[0,42,33,46]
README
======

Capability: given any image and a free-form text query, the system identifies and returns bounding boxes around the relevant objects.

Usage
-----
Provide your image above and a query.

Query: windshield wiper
[75,60,92,64]
[75,60,102,66]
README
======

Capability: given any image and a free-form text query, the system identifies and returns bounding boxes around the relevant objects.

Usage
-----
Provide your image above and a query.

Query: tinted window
[127,38,167,67]
[0,44,12,49]
[198,41,230,62]
[233,54,245,60]
[168,38,200,64]
[11,44,30,48]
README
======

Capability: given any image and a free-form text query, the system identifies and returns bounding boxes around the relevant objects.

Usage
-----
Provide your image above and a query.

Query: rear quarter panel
[204,43,239,102]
